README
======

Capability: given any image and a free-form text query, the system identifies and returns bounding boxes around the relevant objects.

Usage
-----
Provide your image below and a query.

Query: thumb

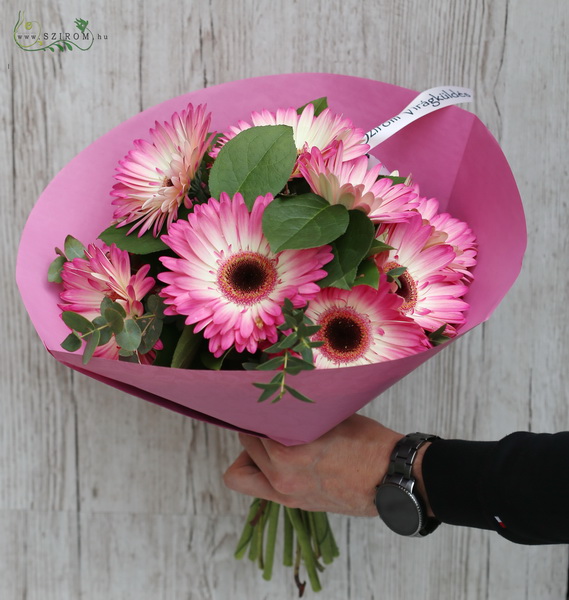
[224,450,285,503]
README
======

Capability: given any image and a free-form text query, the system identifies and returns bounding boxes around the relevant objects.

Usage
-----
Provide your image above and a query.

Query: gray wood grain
[2,0,568,598]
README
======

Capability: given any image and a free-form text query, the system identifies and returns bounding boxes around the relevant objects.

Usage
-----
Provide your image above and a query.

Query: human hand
[223,414,403,517]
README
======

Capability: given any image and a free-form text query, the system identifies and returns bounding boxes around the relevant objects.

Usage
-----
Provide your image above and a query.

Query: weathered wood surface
[2,0,568,598]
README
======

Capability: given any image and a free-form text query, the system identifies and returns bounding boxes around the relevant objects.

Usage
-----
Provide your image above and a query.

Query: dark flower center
[317,307,371,364]
[325,316,364,353]
[218,252,278,305]
[384,261,418,312]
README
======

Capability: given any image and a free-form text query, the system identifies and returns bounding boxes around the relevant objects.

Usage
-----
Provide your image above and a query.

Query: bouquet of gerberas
[17,75,526,595]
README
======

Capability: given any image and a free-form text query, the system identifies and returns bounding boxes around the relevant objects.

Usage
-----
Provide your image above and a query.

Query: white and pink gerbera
[410,194,478,281]
[304,285,429,369]
[211,103,369,175]
[374,215,470,335]
[111,103,215,237]
[298,142,417,222]
[158,193,333,357]
[59,243,158,362]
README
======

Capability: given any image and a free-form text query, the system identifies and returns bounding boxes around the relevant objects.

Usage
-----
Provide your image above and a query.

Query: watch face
[375,483,423,536]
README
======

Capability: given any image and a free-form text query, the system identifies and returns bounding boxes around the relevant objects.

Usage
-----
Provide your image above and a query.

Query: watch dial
[375,484,422,536]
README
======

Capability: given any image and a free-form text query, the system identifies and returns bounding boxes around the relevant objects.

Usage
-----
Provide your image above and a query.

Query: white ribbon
[363,86,473,150]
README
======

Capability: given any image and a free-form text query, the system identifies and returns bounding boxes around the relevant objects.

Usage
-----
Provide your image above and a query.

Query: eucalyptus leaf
[296,97,328,117]
[101,297,126,318]
[136,316,163,354]
[47,255,66,283]
[318,210,375,289]
[115,319,142,352]
[61,332,81,352]
[208,125,297,209]
[63,235,86,259]
[99,224,168,254]
[262,194,349,252]
[146,294,166,319]
[171,325,200,369]
[92,316,113,346]
[62,311,94,334]
[103,308,125,335]
[82,329,100,365]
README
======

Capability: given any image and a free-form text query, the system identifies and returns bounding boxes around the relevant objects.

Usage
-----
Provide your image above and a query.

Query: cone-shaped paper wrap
[16,74,526,445]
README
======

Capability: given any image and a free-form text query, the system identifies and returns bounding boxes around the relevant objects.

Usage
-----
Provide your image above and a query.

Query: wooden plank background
[2,0,568,598]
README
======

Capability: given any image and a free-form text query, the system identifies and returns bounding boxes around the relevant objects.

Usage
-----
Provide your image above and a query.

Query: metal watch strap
[383,432,441,536]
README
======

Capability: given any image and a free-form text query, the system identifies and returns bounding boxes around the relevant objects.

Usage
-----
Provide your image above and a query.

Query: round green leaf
[98,224,168,254]
[208,125,297,210]
[115,319,142,352]
[62,311,94,334]
[262,194,349,252]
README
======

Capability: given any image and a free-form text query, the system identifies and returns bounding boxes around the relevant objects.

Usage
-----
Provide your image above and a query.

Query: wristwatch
[375,432,441,537]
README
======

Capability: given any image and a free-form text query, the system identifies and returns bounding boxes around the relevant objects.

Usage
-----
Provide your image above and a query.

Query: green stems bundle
[235,498,339,596]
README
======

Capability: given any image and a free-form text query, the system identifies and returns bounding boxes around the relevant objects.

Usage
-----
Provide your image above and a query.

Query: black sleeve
[421,431,569,544]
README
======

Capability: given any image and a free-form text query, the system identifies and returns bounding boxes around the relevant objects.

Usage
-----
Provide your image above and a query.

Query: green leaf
[62,311,94,334]
[256,356,286,371]
[387,266,407,279]
[98,224,168,254]
[201,347,231,370]
[146,294,166,319]
[115,319,142,352]
[318,210,375,289]
[63,235,85,260]
[286,356,315,371]
[82,329,100,364]
[428,325,451,346]
[263,332,299,354]
[48,255,66,283]
[92,316,113,346]
[171,325,200,369]
[284,385,314,403]
[255,384,281,403]
[136,316,163,354]
[366,238,394,257]
[262,194,349,252]
[103,308,125,335]
[377,174,409,185]
[101,297,126,318]
[61,332,81,352]
[296,97,328,117]
[355,257,380,289]
[208,125,297,210]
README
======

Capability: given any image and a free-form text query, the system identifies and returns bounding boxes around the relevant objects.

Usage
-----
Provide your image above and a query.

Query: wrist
[412,442,434,518]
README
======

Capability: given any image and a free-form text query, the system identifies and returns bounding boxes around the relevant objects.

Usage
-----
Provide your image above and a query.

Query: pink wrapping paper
[16,74,526,445]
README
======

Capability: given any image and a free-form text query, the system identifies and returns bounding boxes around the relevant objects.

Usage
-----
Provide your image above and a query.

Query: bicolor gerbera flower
[298,143,417,222]
[374,215,470,334]
[410,194,478,281]
[304,285,429,369]
[210,103,368,175]
[59,243,158,362]
[111,103,215,237]
[158,193,333,357]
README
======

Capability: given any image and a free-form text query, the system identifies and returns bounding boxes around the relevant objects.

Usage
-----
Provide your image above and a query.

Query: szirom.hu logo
[13,11,108,52]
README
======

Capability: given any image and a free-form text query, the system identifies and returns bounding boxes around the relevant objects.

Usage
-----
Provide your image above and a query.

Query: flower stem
[234,498,260,560]
[283,507,294,567]
[286,508,322,592]
[262,501,280,581]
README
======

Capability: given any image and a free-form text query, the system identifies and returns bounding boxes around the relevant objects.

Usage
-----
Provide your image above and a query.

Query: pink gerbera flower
[374,215,470,334]
[111,103,215,237]
[410,194,478,281]
[211,103,368,175]
[59,243,158,362]
[158,193,333,357]
[298,143,417,222]
[304,285,429,369]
